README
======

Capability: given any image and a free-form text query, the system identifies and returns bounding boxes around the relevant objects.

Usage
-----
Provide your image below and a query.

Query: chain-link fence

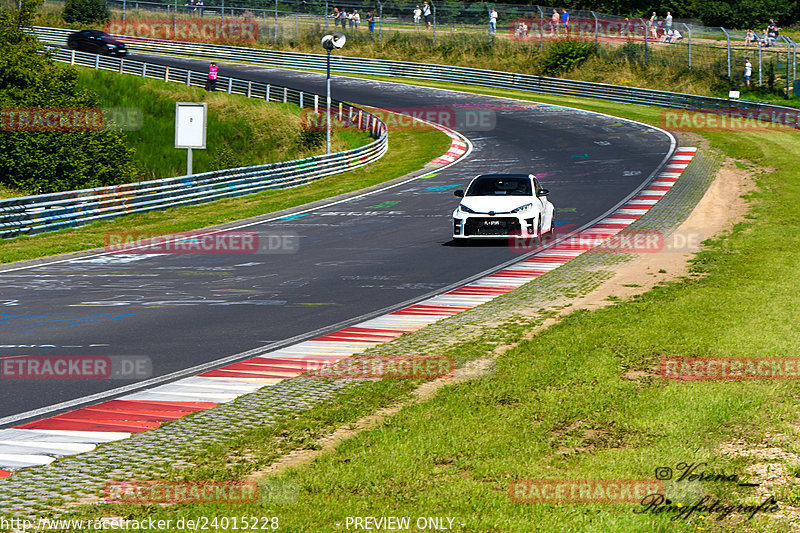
[28,0,800,93]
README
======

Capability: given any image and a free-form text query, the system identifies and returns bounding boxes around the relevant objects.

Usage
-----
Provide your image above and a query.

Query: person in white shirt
[413,5,421,28]
[744,58,752,86]
[489,8,498,34]
[422,2,432,29]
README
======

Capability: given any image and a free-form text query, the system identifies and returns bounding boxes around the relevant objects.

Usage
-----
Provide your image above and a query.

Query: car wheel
[547,213,555,234]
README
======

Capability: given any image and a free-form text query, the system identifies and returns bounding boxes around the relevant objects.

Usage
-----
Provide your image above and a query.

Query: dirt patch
[566,159,753,313]
[717,437,800,529]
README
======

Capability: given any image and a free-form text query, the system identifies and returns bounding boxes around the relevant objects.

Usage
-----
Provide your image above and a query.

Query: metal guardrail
[33,26,800,127]
[1,43,388,239]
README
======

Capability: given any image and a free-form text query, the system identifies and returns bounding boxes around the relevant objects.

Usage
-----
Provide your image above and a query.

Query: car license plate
[483,220,501,226]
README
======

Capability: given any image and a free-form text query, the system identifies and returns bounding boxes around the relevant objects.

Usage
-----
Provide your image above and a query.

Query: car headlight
[511,203,534,213]
[459,204,476,214]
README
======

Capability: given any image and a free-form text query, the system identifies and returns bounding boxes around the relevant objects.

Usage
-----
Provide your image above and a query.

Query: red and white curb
[0,148,696,477]
[427,126,469,167]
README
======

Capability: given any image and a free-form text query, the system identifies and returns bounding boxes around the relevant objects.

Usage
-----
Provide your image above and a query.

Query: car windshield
[466,176,532,196]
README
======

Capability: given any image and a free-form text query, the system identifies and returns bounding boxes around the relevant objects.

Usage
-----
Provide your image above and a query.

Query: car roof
[470,173,535,180]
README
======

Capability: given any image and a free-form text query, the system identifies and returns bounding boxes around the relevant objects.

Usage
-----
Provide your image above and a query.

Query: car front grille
[464,217,520,236]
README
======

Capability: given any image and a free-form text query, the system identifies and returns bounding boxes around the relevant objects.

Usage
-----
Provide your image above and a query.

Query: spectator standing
[745,29,754,46]
[665,11,672,32]
[562,8,569,36]
[422,2,432,29]
[649,12,658,40]
[340,10,348,30]
[413,5,422,28]
[206,62,218,92]
[196,0,203,17]
[551,9,560,37]
[353,10,360,29]
[366,11,375,32]
[744,57,752,86]
[489,8,498,34]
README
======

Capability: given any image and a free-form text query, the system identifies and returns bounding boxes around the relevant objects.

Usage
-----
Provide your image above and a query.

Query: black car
[67,30,128,57]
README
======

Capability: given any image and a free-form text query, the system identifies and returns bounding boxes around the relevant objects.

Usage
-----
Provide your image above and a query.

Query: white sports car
[452,173,555,241]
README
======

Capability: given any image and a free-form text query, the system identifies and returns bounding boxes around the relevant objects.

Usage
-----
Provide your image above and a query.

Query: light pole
[321,32,346,155]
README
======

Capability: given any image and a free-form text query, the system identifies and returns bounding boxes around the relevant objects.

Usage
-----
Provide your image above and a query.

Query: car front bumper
[452,214,537,239]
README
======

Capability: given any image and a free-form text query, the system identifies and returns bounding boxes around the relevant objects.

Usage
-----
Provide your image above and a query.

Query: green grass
[73,67,371,181]
[0,110,449,264]
[51,83,800,532]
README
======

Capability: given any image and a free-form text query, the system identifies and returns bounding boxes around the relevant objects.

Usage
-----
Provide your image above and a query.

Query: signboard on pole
[175,102,206,176]
[175,102,207,149]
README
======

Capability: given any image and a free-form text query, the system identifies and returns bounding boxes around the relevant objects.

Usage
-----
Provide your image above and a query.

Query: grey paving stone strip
[0,148,719,519]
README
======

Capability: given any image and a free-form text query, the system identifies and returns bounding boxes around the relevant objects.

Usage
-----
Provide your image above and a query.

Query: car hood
[459,196,538,214]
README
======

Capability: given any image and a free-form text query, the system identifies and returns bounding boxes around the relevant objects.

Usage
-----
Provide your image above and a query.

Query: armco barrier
[0,45,387,239]
[30,26,800,129]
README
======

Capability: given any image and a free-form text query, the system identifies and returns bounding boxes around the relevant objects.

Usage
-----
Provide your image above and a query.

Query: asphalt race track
[0,55,673,425]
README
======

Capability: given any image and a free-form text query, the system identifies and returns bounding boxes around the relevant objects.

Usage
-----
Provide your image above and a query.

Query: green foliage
[0,0,137,193]
[539,40,596,76]
[209,145,244,172]
[62,0,109,24]
[0,131,136,193]
[766,60,777,91]
[689,0,798,28]
[616,41,646,64]
[298,125,325,149]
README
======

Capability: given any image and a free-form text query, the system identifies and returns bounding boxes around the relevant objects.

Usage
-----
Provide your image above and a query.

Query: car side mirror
[536,188,549,197]
[454,190,464,198]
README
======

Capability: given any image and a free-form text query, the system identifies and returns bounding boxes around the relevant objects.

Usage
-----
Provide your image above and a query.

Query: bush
[616,41,646,64]
[1,0,137,193]
[691,0,798,28]
[62,0,109,24]
[298,126,326,149]
[0,130,135,193]
[539,40,596,76]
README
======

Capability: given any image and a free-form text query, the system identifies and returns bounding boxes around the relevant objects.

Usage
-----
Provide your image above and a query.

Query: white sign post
[175,102,207,176]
